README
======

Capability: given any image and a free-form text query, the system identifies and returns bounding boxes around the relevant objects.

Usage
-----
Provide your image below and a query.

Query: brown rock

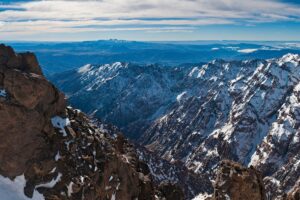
[213,160,266,200]
[99,155,155,200]
[157,182,185,200]
[0,44,66,178]
[0,44,43,75]
[287,180,300,200]
[19,52,43,75]
[0,103,46,177]
[0,44,15,65]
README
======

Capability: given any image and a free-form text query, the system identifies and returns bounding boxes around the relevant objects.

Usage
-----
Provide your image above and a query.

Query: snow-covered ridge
[77,62,126,74]
[77,64,92,73]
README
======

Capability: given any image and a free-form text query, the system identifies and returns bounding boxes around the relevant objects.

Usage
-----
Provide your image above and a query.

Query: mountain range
[51,53,300,199]
[7,40,300,75]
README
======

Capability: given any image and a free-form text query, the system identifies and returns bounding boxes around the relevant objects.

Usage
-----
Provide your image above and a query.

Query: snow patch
[0,89,6,97]
[111,192,116,200]
[55,151,61,161]
[51,116,70,137]
[209,76,218,82]
[0,175,44,200]
[176,91,187,102]
[192,193,212,200]
[78,64,92,74]
[36,173,62,188]
[67,181,74,197]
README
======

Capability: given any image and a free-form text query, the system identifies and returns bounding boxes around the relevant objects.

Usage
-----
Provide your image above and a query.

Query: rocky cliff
[193,160,266,200]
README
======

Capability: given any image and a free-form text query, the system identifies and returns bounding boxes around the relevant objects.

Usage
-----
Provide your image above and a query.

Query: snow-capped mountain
[51,54,300,199]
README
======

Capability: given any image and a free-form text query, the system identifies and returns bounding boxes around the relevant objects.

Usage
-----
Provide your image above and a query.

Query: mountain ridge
[51,53,300,199]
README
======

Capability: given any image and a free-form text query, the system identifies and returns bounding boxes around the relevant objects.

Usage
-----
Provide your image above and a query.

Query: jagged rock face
[140,55,300,199]
[0,44,66,178]
[36,108,155,200]
[0,44,43,75]
[137,147,212,199]
[192,160,266,200]
[156,182,185,200]
[249,81,300,199]
[50,62,193,139]
[0,44,172,200]
[143,56,300,165]
[212,160,266,200]
[287,180,300,200]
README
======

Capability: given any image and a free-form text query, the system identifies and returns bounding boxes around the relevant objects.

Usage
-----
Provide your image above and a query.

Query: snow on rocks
[51,53,300,199]
[0,175,44,200]
[78,64,92,74]
[51,116,70,137]
[0,89,6,97]
[36,173,62,189]
[192,193,212,200]
[139,54,300,199]
[55,151,61,161]
[176,91,188,102]
[67,181,74,197]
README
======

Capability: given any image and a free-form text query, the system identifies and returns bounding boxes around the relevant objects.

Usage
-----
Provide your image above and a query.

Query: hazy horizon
[2,39,300,43]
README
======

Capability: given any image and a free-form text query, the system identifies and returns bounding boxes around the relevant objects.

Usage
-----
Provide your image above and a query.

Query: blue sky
[0,0,299,41]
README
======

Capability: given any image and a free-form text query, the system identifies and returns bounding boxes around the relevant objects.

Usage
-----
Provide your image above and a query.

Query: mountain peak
[277,53,300,67]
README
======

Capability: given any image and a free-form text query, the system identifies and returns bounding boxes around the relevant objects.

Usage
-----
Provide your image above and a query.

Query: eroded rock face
[156,182,185,200]
[30,108,156,200]
[0,44,66,178]
[0,44,43,75]
[137,146,212,199]
[213,160,266,200]
[287,180,300,200]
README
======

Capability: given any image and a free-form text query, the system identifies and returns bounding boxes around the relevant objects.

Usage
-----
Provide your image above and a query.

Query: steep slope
[137,147,212,199]
[193,160,266,200]
[0,44,186,200]
[143,54,300,198]
[250,75,300,199]
[51,62,194,139]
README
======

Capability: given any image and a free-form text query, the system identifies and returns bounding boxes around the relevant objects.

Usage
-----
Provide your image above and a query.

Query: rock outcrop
[0,44,183,200]
[287,180,300,200]
[192,160,266,200]
[213,160,266,200]
[137,146,213,199]
[0,44,66,179]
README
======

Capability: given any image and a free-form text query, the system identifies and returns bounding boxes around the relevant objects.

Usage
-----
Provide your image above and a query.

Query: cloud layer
[0,0,300,40]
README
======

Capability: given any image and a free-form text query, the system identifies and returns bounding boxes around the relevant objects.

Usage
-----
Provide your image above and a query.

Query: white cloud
[0,0,299,38]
